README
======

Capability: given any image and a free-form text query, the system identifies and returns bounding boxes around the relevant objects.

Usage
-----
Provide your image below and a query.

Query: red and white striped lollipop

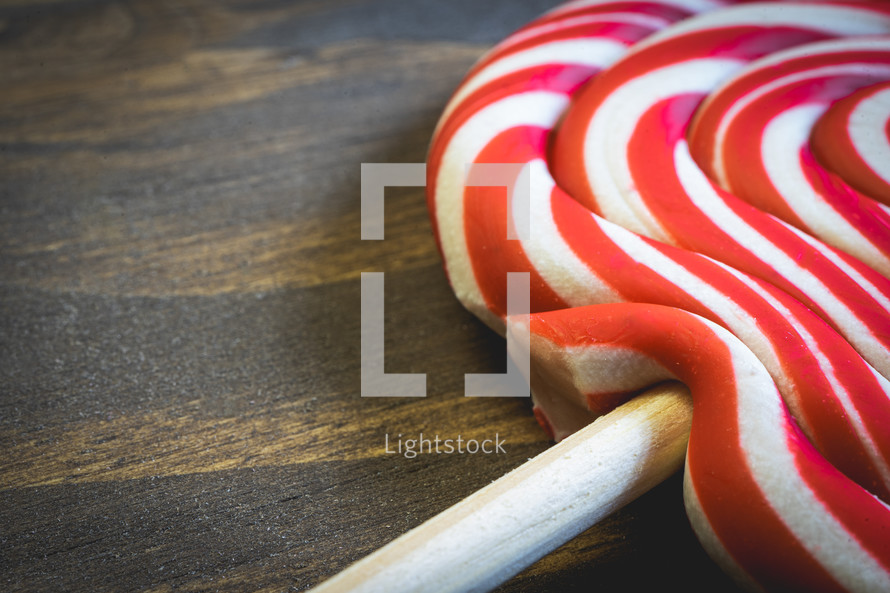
[426,0,890,591]
[313,2,890,592]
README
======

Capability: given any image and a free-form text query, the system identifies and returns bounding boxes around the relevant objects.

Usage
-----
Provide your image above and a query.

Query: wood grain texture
[0,1,742,591]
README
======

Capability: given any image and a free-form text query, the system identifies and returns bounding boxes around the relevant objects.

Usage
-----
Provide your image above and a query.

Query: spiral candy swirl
[426,1,890,591]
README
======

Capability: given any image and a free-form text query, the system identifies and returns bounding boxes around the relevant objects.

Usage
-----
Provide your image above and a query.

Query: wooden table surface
[1,1,743,591]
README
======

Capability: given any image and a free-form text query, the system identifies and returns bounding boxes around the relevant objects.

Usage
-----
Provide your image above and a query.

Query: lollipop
[314,1,890,591]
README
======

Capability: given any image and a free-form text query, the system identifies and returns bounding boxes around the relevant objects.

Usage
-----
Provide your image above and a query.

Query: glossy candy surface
[426,1,890,591]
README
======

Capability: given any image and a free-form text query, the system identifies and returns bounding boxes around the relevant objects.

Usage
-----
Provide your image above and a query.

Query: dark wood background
[0,1,742,591]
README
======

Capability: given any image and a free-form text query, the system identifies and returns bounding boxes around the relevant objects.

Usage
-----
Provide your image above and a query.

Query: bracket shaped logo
[360,163,531,398]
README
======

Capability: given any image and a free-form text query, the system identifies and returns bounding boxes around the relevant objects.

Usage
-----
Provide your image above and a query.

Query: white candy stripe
[636,2,890,51]
[435,91,570,329]
[789,222,890,333]
[683,470,764,593]
[723,34,890,76]
[489,12,672,56]
[850,85,890,185]
[582,58,741,239]
[440,38,627,125]
[545,0,724,18]
[762,104,890,274]
[523,160,621,307]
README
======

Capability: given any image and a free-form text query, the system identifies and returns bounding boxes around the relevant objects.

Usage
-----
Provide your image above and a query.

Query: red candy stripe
[811,80,890,205]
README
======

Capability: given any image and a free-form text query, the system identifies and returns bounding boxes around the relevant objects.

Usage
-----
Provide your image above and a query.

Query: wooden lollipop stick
[309,383,692,593]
